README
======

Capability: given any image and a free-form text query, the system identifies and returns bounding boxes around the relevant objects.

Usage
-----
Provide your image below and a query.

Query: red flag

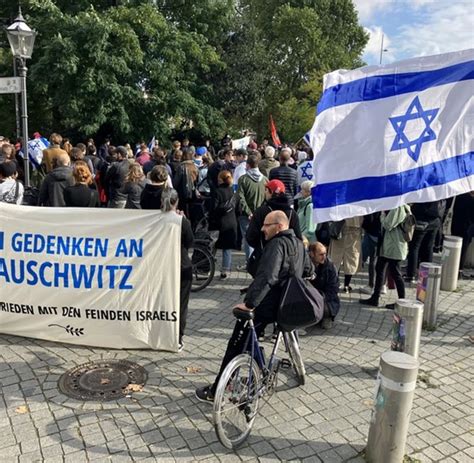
[269,114,281,147]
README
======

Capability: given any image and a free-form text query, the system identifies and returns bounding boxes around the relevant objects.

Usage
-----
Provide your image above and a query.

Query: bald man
[196,210,314,402]
[308,242,340,330]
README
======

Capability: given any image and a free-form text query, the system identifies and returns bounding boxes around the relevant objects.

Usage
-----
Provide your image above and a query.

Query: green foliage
[0,0,368,143]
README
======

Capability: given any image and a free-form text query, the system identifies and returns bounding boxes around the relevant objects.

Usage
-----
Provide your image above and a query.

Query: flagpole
[379,34,384,65]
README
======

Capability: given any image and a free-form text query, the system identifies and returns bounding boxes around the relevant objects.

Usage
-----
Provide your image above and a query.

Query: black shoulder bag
[277,238,324,332]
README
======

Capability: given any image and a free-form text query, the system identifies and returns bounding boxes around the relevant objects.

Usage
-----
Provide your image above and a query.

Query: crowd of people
[0,132,473,358]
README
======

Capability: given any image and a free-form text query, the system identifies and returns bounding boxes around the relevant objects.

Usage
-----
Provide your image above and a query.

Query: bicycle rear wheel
[285,331,306,386]
[191,245,215,292]
[213,354,261,449]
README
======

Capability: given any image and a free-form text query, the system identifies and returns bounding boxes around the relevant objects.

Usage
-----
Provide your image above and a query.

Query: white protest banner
[232,136,251,150]
[0,203,182,351]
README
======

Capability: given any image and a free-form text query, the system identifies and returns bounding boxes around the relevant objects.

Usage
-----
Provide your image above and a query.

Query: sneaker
[343,286,353,293]
[195,385,214,403]
[236,264,247,271]
[359,285,373,295]
[359,297,379,307]
[380,285,387,295]
[220,273,228,280]
[178,342,184,353]
[385,303,396,310]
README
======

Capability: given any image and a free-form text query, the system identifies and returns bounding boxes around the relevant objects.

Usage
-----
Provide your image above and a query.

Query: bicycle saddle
[232,307,255,320]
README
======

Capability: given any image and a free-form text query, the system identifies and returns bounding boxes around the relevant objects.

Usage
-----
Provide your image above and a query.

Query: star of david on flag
[389,96,439,162]
[306,49,474,222]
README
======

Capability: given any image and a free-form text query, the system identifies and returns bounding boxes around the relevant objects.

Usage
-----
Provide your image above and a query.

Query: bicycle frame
[242,319,284,398]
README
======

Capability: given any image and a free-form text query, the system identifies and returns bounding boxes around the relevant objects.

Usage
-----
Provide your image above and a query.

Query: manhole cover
[58,360,148,401]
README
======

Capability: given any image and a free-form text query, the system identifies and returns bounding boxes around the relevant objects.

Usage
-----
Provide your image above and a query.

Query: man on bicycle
[195,210,313,402]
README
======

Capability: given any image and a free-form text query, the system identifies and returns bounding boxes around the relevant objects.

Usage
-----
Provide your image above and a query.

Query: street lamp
[6,9,37,187]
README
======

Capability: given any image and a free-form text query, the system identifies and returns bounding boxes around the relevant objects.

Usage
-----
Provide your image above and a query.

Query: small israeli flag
[308,49,474,222]
[148,136,156,152]
[19,137,50,170]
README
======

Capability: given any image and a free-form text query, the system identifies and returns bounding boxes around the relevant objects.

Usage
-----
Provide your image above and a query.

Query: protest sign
[0,203,181,351]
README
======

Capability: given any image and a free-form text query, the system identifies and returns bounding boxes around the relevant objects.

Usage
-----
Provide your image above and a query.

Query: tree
[0,0,227,142]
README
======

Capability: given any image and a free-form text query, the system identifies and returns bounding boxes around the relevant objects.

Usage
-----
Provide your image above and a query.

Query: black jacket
[212,185,238,250]
[245,229,313,311]
[311,257,340,318]
[181,216,194,270]
[140,183,165,209]
[246,195,302,251]
[38,166,74,206]
[412,200,446,228]
[64,184,99,207]
[269,165,298,203]
[104,160,130,201]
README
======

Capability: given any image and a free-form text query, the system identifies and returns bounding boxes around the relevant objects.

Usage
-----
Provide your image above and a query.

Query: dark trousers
[373,256,405,301]
[406,224,439,278]
[210,291,278,394]
[362,233,378,287]
[459,225,474,270]
[180,266,193,343]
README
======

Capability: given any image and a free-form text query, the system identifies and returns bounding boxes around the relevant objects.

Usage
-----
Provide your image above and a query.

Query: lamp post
[6,9,37,187]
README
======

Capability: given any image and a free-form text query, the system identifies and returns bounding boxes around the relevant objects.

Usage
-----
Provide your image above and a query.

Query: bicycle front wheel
[191,245,215,292]
[285,331,306,386]
[213,354,261,449]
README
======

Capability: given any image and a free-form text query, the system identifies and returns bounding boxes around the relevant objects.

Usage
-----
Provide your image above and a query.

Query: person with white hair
[297,180,317,244]
[258,146,279,178]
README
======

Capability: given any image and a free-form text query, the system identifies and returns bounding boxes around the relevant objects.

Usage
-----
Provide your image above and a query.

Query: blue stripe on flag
[312,151,474,209]
[317,60,474,114]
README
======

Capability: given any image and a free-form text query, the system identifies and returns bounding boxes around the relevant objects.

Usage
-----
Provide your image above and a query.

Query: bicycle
[213,306,305,449]
[190,213,218,292]
[191,240,216,292]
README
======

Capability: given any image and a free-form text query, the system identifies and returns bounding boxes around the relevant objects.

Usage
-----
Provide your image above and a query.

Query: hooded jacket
[237,169,267,217]
[38,166,74,206]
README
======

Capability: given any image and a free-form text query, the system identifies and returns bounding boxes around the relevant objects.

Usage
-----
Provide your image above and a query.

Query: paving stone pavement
[0,251,473,462]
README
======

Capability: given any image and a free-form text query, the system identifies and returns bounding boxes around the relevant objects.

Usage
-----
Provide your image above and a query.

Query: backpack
[399,207,416,242]
[1,181,20,204]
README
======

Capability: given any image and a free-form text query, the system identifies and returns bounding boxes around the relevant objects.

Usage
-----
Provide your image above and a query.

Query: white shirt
[233,162,247,191]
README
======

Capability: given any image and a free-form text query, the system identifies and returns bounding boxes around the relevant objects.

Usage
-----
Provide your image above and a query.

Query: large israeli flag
[308,49,474,222]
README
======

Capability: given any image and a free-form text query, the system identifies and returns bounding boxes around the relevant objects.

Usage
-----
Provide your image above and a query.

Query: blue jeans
[238,215,253,261]
[222,249,232,273]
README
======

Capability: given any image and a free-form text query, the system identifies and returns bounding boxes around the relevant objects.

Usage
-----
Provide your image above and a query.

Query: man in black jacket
[195,210,313,402]
[405,200,446,282]
[246,180,302,277]
[308,242,340,330]
[269,148,298,205]
[38,152,74,207]
[104,146,131,208]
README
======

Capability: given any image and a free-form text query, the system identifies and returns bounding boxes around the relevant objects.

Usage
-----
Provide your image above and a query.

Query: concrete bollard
[391,299,424,358]
[416,262,442,330]
[366,351,419,463]
[440,235,463,291]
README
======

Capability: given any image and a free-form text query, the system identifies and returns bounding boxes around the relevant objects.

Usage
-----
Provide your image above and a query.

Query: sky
[354,0,474,65]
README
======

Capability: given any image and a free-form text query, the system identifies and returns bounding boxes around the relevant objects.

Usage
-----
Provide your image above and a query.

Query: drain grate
[58,359,148,401]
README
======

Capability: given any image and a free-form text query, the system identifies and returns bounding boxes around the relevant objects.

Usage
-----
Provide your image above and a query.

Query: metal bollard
[440,235,463,291]
[366,351,419,463]
[416,262,442,330]
[391,299,424,358]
